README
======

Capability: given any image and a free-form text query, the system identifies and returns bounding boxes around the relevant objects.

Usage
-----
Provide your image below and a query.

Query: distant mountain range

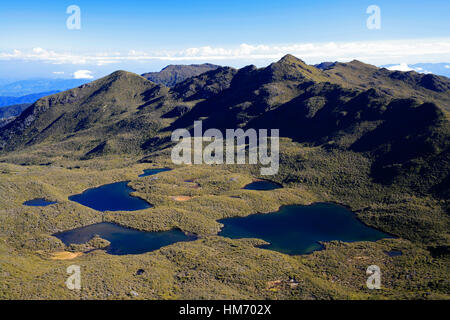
[0,103,33,128]
[0,103,31,119]
[141,63,220,87]
[0,79,88,97]
[0,91,59,107]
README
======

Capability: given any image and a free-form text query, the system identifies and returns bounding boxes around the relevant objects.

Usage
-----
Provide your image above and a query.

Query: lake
[218,203,391,255]
[139,168,172,177]
[23,198,57,206]
[243,180,282,191]
[69,181,152,212]
[53,222,197,255]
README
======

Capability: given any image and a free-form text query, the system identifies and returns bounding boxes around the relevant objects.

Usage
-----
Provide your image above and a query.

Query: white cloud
[32,47,46,54]
[386,64,433,74]
[387,63,414,72]
[128,50,147,56]
[96,60,120,66]
[445,65,450,69]
[1,38,449,66]
[52,71,64,75]
[73,70,94,79]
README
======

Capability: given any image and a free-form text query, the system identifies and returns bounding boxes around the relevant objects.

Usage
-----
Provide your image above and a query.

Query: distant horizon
[0,57,449,83]
[1,0,449,79]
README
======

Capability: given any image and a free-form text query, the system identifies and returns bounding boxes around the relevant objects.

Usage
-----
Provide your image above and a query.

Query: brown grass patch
[170,196,192,201]
[49,251,83,260]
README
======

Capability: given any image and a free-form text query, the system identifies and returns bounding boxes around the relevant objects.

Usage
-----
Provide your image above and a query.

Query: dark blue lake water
[385,250,403,257]
[139,168,172,177]
[23,198,57,206]
[53,222,197,255]
[243,180,282,191]
[69,181,152,212]
[218,203,391,255]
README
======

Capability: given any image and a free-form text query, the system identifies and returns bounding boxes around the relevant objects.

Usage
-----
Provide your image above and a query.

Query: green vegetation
[0,55,448,300]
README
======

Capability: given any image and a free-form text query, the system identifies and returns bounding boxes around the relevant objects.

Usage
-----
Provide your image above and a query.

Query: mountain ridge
[0,55,448,200]
[141,63,220,87]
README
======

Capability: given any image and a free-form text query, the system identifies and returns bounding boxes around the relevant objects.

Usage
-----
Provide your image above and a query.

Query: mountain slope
[316,60,450,111]
[168,55,449,196]
[0,71,168,155]
[142,63,220,87]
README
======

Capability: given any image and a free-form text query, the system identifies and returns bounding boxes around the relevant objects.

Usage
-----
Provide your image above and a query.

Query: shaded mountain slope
[168,56,450,196]
[0,71,168,155]
[316,60,450,111]
[169,55,334,130]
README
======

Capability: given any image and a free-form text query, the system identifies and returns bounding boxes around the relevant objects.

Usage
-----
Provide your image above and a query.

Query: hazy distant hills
[382,62,450,78]
[0,91,59,107]
[0,103,31,119]
[141,63,220,87]
[0,103,32,129]
[0,78,88,97]
[0,55,448,197]
[0,104,30,128]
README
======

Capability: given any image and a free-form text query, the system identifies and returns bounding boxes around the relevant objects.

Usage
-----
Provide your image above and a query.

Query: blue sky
[0,0,449,79]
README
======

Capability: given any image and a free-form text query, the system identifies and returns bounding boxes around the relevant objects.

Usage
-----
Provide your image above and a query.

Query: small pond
[139,168,172,178]
[53,222,197,255]
[23,198,57,206]
[385,250,403,257]
[69,181,152,212]
[243,180,282,191]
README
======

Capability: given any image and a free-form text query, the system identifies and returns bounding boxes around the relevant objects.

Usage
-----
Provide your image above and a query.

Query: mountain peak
[347,60,378,69]
[278,54,306,65]
[110,70,133,76]
[161,63,218,72]
[104,70,149,82]
[268,54,329,82]
[0,70,160,152]
[142,63,220,87]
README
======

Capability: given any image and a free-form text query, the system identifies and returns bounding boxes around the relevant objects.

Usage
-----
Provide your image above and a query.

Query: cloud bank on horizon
[1,38,449,79]
[2,38,450,65]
